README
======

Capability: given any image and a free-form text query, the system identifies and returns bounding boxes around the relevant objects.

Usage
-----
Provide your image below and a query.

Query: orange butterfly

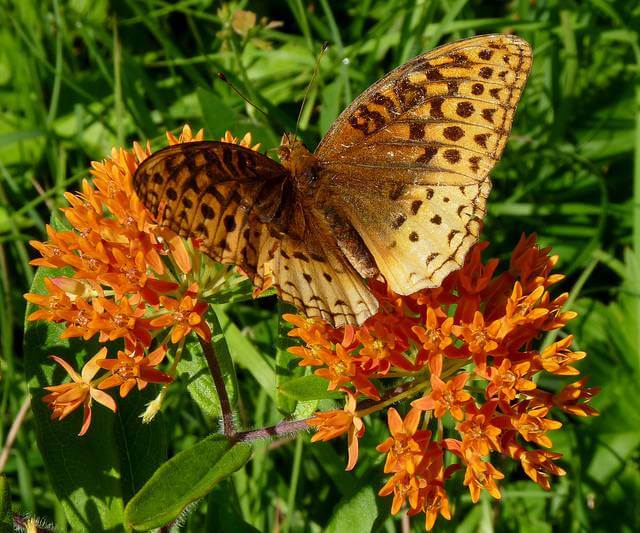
[133,34,532,327]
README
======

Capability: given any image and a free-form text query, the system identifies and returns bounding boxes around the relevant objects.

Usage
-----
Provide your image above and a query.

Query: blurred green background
[1,0,639,531]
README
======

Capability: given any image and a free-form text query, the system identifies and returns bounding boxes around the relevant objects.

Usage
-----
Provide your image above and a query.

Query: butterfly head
[278,134,317,185]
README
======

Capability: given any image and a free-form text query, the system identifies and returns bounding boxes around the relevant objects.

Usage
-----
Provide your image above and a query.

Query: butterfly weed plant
[23,125,598,530]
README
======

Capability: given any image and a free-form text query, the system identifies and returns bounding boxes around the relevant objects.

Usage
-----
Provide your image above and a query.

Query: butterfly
[133,34,532,327]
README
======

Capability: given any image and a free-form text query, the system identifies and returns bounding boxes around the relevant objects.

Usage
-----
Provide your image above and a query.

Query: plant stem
[199,336,235,437]
[233,418,311,442]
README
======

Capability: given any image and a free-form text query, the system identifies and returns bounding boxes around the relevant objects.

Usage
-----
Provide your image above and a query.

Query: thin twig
[233,418,311,442]
[0,395,31,472]
[198,336,235,436]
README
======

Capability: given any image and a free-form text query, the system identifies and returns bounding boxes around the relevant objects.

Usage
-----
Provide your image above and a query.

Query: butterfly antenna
[217,72,270,120]
[293,41,329,140]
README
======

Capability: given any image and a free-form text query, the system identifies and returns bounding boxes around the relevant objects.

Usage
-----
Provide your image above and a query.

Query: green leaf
[278,375,342,401]
[0,476,11,533]
[204,480,261,533]
[124,434,252,531]
[24,265,167,531]
[215,306,277,399]
[177,310,239,419]
[325,484,379,533]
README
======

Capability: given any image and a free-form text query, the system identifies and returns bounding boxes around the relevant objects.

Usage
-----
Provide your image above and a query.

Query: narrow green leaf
[278,374,341,401]
[24,265,167,531]
[215,306,277,399]
[0,476,11,533]
[124,434,252,531]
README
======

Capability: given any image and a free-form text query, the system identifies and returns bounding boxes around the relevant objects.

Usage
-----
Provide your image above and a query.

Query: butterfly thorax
[278,136,319,197]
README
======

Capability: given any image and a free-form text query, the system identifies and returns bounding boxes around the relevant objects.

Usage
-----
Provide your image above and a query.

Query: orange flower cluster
[26,126,253,435]
[286,235,599,530]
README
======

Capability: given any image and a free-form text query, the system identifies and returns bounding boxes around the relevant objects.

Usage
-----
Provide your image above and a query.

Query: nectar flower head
[26,125,257,435]
[288,235,599,530]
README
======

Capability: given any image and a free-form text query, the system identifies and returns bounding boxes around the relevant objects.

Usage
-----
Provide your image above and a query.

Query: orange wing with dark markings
[134,141,286,281]
[315,34,531,295]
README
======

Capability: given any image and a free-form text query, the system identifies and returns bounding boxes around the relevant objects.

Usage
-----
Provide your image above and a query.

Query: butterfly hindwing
[260,208,379,327]
[315,34,531,294]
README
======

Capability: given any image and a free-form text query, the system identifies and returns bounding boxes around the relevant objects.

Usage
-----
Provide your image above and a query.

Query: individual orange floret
[24,277,78,323]
[376,408,431,474]
[307,392,364,471]
[90,296,153,346]
[520,450,566,491]
[378,470,425,515]
[452,310,501,371]
[463,455,504,503]
[97,344,172,397]
[357,320,412,374]
[313,344,379,400]
[420,481,452,531]
[283,313,334,346]
[456,400,502,456]
[502,283,549,332]
[412,307,456,376]
[538,335,586,375]
[553,378,600,416]
[42,349,116,436]
[412,373,472,421]
[151,293,211,344]
[485,359,537,401]
[508,405,562,448]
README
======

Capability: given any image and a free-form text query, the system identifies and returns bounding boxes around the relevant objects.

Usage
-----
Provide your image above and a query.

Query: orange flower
[412,308,455,376]
[509,406,562,448]
[502,283,549,331]
[463,455,504,503]
[307,392,364,470]
[376,408,430,474]
[553,378,600,416]
[90,296,152,345]
[539,336,586,375]
[357,321,411,374]
[486,359,536,400]
[313,343,379,399]
[151,294,211,344]
[25,277,77,322]
[378,470,425,515]
[457,401,502,456]
[42,349,116,436]
[97,345,172,397]
[412,373,471,421]
[421,482,451,531]
[283,313,333,346]
[452,311,501,371]
[520,450,566,491]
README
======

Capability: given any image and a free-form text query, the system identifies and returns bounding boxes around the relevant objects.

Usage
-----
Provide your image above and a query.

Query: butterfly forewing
[133,141,286,280]
[315,34,532,294]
